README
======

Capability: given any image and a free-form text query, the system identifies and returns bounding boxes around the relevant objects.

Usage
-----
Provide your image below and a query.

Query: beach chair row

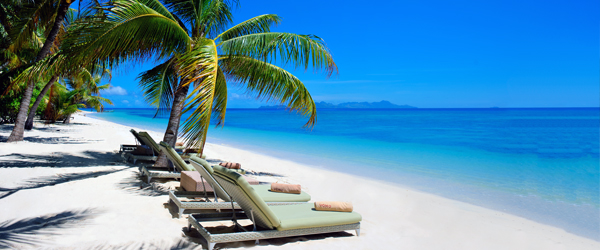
[122,129,361,250]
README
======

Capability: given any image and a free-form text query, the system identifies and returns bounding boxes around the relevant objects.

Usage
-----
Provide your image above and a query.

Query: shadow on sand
[115,172,172,197]
[83,238,201,250]
[0,151,124,168]
[0,209,98,248]
[0,168,128,200]
[183,221,355,250]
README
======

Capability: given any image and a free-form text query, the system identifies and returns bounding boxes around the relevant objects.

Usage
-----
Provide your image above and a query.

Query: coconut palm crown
[62,0,337,163]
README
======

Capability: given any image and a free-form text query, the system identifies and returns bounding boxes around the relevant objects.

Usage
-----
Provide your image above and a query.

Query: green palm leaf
[178,38,219,149]
[220,32,338,76]
[216,14,280,41]
[62,0,190,69]
[138,57,178,117]
[220,55,316,127]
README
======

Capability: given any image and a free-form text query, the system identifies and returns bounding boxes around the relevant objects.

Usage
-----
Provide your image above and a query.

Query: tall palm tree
[5,0,75,142]
[63,0,337,167]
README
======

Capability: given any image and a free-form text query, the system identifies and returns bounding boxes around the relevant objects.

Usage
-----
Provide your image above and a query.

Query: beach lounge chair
[138,141,198,183]
[186,165,361,250]
[169,156,310,218]
[126,131,206,164]
[119,129,144,153]
[124,131,162,164]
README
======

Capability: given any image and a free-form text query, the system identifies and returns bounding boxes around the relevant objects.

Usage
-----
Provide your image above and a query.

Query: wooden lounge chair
[169,156,310,218]
[186,165,361,250]
[124,131,161,164]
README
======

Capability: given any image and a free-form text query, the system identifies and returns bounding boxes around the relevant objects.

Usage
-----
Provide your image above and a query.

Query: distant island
[259,100,417,109]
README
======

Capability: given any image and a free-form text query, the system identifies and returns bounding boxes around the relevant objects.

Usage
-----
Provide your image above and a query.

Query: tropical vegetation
[2,0,337,170]
[61,0,336,167]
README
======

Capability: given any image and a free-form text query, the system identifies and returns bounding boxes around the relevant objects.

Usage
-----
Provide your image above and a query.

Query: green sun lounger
[124,131,162,164]
[138,141,198,183]
[170,156,310,218]
[186,165,361,250]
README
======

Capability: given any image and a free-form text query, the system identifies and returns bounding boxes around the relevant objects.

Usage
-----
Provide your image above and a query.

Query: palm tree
[62,0,337,167]
[43,69,113,124]
[4,0,75,142]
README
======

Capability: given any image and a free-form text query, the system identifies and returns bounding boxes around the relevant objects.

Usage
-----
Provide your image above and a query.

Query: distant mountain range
[259,100,416,109]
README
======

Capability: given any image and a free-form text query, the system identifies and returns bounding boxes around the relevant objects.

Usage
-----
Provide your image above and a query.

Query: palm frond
[220,32,338,76]
[178,38,219,151]
[163,0,237,38]
[216,14,280,41]
[137,57,178,117]
[211,66,227,126]
[220,55,316,127]
[61,0,190,70]
[7,0,56,53]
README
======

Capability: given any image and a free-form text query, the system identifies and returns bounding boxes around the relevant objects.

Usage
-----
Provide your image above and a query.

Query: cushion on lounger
[213,165,282,228]
[270,203,362,231]
[252,185,311,202]
[181,171,214,192]
[271,183,301,194]
[314,201,353,212]
[190,157,232,202]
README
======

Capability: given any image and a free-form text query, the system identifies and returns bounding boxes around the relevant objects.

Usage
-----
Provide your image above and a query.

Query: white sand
[0,113,598,249]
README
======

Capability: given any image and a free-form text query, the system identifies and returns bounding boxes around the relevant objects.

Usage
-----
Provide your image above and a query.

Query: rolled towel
[314,201,353,212]
[270,183,301,194]
[219,162,241,169]
[175,142,184,146]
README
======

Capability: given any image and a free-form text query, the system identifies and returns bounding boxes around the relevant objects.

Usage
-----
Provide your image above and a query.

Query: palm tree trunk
[63,114,71,124]
[25,76,58,130]
[154,84,190,168]
[6,0,72,142]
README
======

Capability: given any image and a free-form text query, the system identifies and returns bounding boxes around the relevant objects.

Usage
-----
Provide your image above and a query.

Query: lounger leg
[255,239,259,245]
[147,176,151,183]
[208,243,216,250]
[179,207,184,218]
[356,229,360,237]
[133,158,137,164]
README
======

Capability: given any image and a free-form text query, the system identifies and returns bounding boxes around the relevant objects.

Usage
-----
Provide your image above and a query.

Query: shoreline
[0,113,598,249]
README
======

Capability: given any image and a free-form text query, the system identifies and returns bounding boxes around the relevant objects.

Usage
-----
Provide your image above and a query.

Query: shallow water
[88,107,600,240]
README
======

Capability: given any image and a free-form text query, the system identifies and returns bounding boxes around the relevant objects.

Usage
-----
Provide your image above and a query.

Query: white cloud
[102,86,128,95]
[121,100,129,104]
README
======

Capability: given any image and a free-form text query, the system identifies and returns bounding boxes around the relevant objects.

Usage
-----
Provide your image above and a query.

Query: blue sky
[99,0,599,108]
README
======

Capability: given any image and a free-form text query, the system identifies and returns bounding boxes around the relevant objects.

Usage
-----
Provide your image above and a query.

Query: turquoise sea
[87,108,600,240]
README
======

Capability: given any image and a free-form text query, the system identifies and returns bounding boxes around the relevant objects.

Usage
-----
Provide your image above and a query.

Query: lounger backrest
[189,156,232,202]
[159,142,194,172]
[212,165,281,230]
[130,129,145,145]
[137,132,161,154]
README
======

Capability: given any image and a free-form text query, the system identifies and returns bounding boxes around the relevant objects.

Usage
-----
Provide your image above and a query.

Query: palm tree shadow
[85,238,201,250]
[0,209,98,248]
[183,222,355,249]
[115,172,171,197]
[0,151,125,168]
[0,168,128,200]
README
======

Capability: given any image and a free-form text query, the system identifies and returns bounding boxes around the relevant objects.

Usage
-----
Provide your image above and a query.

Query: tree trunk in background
[6,0,72,142]
[154,84,190,168]
[25,76,58,130]
[63,114,71,124]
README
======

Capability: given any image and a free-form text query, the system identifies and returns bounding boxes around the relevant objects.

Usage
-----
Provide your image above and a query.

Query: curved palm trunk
[154,84,190,168]
[25,76,58,130]
[6,0,72,142]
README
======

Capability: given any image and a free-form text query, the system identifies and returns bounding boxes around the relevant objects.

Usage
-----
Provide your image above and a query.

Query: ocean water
[88,108,600,239]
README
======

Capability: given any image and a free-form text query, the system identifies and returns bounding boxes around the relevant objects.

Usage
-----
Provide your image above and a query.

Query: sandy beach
[0,112,598,249]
